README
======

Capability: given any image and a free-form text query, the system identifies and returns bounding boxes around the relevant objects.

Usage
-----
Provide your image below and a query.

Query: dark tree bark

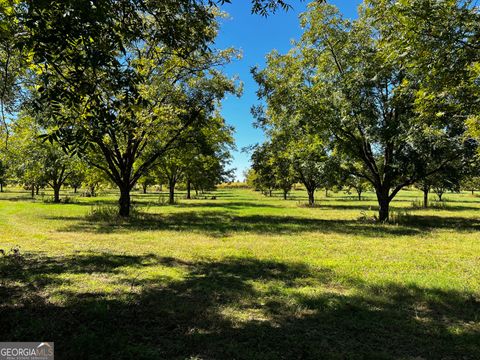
[74,186,78,194]
[307,188,315,207]
[169,179,176,205]
[375,187,390,222]
[142,184,147,194]
[357,189,362,201]
[48,166,69,204]
[0,183,3,192]
[53,184,61,203]
[283,189,288,200]
[378,201,389,222]
[186,178,191,199]
[422,184,430,208]
[296,169,318,207]
[31,184,35,199]
[119,185,131,217]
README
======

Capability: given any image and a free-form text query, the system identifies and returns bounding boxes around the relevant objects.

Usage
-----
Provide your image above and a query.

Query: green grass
[0,187,479,359]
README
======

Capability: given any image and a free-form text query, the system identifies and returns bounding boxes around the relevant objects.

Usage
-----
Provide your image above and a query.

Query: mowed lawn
[0,188,479,359]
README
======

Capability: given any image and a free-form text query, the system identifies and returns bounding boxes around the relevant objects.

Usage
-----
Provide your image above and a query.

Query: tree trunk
[169,180,176,205]
[438,193,443,201]
[74,186,78,194]
[90,185,96,197]
[53,185,61,203]
[269,189,272,197]
[0,183,3,192]
[379,201,389,222]
[423,187,429,208]
[357,190,362,201]
[283,189,288,200]
[36,185,40,195]
[119,186,131,217]
[307,189,315,207]
[186,178,191,200]
[325,188,329,198]
[31,184,35,199]
[376,188,390,222]
[143,184,147,194]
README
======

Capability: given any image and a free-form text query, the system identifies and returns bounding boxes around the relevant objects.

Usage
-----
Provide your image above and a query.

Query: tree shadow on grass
[0,253,160,306]
[0,253,478,359]
[46,211,424,237]
[46,210,480,238]
[49,199,118,207]
[0,195,36,202]
[310,201,480,212]
[431,196,480,204]
[176,201,285,210]
[398,214,480,232]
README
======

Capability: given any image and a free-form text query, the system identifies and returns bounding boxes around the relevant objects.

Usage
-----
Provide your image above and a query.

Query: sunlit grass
[0,187,479,359]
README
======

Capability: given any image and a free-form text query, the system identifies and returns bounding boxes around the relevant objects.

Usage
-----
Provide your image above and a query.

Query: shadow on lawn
[0,195,37,202]
[0,253,478,359]
[316,202,480,212]
[176,201,285,210]
[172,198,479,212]
[47,210,480,237]
[47,211,418,237]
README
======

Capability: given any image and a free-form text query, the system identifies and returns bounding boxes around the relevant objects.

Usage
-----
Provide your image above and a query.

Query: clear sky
[215,0,362,181]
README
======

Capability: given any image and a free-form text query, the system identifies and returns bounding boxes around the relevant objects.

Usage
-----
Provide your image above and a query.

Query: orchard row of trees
[247,140,480,206]
[248,0,480,221]
[0,113,235,203]
[0,0,265,215]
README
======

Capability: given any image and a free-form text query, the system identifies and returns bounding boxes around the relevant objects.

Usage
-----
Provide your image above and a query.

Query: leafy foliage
[13,0,240,215]
[253,1,477,221]
[9,115,80,202]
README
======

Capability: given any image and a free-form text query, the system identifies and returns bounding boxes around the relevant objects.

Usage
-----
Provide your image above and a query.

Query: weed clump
[87,204,146,222]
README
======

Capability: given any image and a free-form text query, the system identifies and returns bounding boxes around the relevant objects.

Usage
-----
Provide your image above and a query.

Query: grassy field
[0,187,479,359]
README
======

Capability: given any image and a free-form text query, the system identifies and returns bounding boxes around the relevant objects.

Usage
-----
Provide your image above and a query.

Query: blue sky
[215,0,362,181]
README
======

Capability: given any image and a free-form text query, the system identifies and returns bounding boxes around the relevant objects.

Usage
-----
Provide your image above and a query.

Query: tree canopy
[253,0,478,221]
[8,0,240,215]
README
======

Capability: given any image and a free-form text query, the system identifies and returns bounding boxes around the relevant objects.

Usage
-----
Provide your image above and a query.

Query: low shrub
[358,210,377,223]
[297,201,322,208]
[87,204,146,222]
[411,199,448,210]
[158,195,178,206]
[411,199,424,209]
[388,210,414,225]
[430,200,448,209]
[42,195,78,204]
